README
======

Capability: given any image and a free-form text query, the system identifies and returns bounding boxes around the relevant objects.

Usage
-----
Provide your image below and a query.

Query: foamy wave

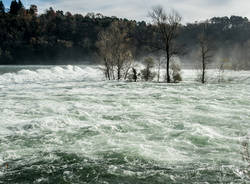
[0,65,249,85]
[0,65,103,85]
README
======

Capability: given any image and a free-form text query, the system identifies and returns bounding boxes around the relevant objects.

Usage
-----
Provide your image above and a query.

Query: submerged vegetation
[140,57,156,82]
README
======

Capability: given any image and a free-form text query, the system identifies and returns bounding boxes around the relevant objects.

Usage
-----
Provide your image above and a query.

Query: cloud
[12,0,250,23]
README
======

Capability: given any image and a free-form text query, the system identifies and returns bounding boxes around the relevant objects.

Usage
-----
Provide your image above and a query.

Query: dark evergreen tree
[0,1,5,14]
[0,1,250,67]
[17,0,23,10]
[9,0,19,15]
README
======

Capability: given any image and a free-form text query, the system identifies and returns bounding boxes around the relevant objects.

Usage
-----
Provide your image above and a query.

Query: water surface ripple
[0,65,249,183]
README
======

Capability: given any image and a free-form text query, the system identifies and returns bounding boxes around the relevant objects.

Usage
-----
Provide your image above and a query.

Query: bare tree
[197,24,213,84]
[96,21,133,80]
[154,51,165,82]
[149,6,182,83]
[96,30,114,80]
[123,57,134,80]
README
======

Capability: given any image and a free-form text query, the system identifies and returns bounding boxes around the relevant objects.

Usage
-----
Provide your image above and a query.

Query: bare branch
[148,5,182,83]
[96,21,133,80]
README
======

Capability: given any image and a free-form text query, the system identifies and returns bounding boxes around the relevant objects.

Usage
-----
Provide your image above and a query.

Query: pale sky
[3,0,250,23]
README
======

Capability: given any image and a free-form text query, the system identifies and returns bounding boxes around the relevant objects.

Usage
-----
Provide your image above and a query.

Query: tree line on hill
[0,1,250,73]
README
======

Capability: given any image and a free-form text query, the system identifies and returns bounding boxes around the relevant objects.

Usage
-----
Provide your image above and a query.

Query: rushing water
[0,65,249,183]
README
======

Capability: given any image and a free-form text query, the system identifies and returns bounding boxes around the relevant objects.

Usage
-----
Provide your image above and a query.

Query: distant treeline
[0,0,250,66]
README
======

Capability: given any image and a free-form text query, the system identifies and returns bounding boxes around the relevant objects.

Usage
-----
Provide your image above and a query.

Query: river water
[0,65,249,183]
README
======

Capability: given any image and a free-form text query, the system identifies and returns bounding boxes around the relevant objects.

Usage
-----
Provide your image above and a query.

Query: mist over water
[0,65,249,183]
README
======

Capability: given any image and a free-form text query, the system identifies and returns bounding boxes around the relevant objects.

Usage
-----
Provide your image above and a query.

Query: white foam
[0,65,104,85]
[0,65,249,169]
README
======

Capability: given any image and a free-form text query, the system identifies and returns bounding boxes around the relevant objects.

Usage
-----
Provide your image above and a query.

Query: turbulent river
[0,65,249,183]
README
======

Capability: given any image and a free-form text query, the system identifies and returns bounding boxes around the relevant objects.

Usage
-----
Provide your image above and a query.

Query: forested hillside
[0,0,250,68]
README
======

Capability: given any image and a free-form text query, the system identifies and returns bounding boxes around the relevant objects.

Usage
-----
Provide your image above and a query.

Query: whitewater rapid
[0,65,249,183]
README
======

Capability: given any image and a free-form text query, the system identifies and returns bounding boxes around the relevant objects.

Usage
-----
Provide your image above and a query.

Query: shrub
[170,59,182,83]
[141,57,156,81]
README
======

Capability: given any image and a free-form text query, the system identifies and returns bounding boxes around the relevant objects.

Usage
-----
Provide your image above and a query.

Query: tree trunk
[157,66,160,82]
[202,55,205,84]
[166,47,171,83]
[117,63,121,81]
[117,69,120,81]
[105,60,110,80]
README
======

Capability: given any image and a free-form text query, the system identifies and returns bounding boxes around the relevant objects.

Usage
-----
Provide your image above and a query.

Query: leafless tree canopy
[96,21,133,80]
[149,6,182,83]
[197,27,213,83]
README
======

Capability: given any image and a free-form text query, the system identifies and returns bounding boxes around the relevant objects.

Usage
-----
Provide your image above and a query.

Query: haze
[2,0,250,23]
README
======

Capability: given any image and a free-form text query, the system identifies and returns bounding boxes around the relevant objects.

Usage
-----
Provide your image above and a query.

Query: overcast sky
[3,0,250,23]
